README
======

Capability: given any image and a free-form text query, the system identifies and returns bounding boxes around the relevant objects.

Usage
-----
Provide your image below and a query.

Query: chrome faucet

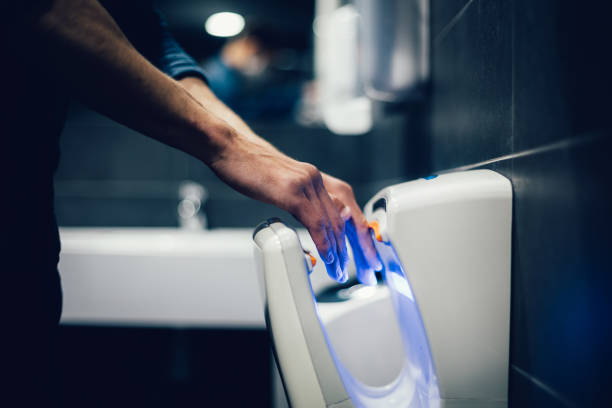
[177,181,208,230]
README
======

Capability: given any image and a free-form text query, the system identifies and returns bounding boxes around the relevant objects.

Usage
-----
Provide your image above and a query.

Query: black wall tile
[55,197,179,227]
[360,114,409,182]
[57,109,189,182]
[207,195,295,229]
[251,121,368,184]
[509,136,612,407]
[430,0,513,171]
[512,0,569,151]
[513,0,568,152]
[513,0,612,151]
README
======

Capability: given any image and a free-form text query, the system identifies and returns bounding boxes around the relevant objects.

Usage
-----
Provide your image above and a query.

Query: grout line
[438,133,603,174]
[435,0,476,45]
[511,365,578,408]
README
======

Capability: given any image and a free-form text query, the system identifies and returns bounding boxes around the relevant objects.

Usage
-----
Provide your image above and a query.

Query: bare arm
[27,0,378,282]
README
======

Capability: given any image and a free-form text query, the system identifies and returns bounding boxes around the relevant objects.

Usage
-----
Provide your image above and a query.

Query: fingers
[320,174,382,285]
[353,212,382,272]
[296,185,335,263]
[345,218,377,286]
[317,191,349,281]
[290,165,347,282]
[211,143,375,285]
[287,165,381,285]
[305,213,335,265]
[339,199,381,275]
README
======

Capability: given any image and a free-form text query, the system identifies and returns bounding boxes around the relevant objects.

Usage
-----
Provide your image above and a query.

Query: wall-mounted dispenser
[253,170,512,407]
[314,0,429,134]
[354,0,430,101]
[315,0,373,135]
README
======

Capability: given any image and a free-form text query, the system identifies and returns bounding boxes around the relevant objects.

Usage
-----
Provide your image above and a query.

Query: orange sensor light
[368,221,383,242]
[309,253,317,267]
[304,252,316,267]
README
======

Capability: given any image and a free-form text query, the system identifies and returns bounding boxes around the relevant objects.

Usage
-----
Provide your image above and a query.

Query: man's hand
[210,135,382,284]
[208,136,349,279]
[180,77,381,284]
[322,174,382,285]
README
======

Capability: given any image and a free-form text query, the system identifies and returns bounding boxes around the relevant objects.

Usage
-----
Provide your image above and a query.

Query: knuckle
[312,230,330,249]
[288,178,303,193]
[302,163,320,181]
[333,225,345,239]
[287,175,308,194]
[330,194,346,210]
[340,181,353,195]
[332,179,352,197]
[315,217,328,233]
[334,218,345,233]
[305,215,326,233]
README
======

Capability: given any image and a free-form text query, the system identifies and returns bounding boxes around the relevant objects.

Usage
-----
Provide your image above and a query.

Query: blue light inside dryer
[386,270,415,301]
[376,239,440,406]
[314,237,440,407]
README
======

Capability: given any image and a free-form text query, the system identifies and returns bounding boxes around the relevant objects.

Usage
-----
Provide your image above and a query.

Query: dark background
[54,0,611,407]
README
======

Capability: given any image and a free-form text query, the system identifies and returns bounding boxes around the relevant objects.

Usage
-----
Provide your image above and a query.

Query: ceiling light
[205,12,245,38]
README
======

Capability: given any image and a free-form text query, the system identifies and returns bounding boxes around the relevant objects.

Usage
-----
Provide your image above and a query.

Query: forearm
[179,76,281,154]
[30,0,231,164]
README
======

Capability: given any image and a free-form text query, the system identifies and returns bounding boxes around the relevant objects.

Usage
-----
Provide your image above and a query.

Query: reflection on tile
[510,366,571,408]
[431,0,473,39]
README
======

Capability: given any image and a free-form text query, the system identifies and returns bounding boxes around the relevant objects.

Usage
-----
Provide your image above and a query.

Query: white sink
[59,228,264,327]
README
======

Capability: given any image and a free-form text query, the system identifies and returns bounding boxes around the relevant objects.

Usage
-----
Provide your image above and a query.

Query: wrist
[195,116,239,166]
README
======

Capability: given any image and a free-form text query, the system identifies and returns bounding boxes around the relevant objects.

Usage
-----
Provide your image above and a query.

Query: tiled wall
[425,1,611,406]
[55,104,407,228]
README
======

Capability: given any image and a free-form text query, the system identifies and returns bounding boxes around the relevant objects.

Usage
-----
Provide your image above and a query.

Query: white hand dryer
[253,170,512,407]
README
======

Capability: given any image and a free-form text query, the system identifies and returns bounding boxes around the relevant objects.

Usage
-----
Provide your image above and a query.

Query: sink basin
[59,228,264,327]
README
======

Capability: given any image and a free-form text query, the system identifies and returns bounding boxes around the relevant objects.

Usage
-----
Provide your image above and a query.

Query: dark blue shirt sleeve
[154,11,208,83]
[100,1,207,83]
